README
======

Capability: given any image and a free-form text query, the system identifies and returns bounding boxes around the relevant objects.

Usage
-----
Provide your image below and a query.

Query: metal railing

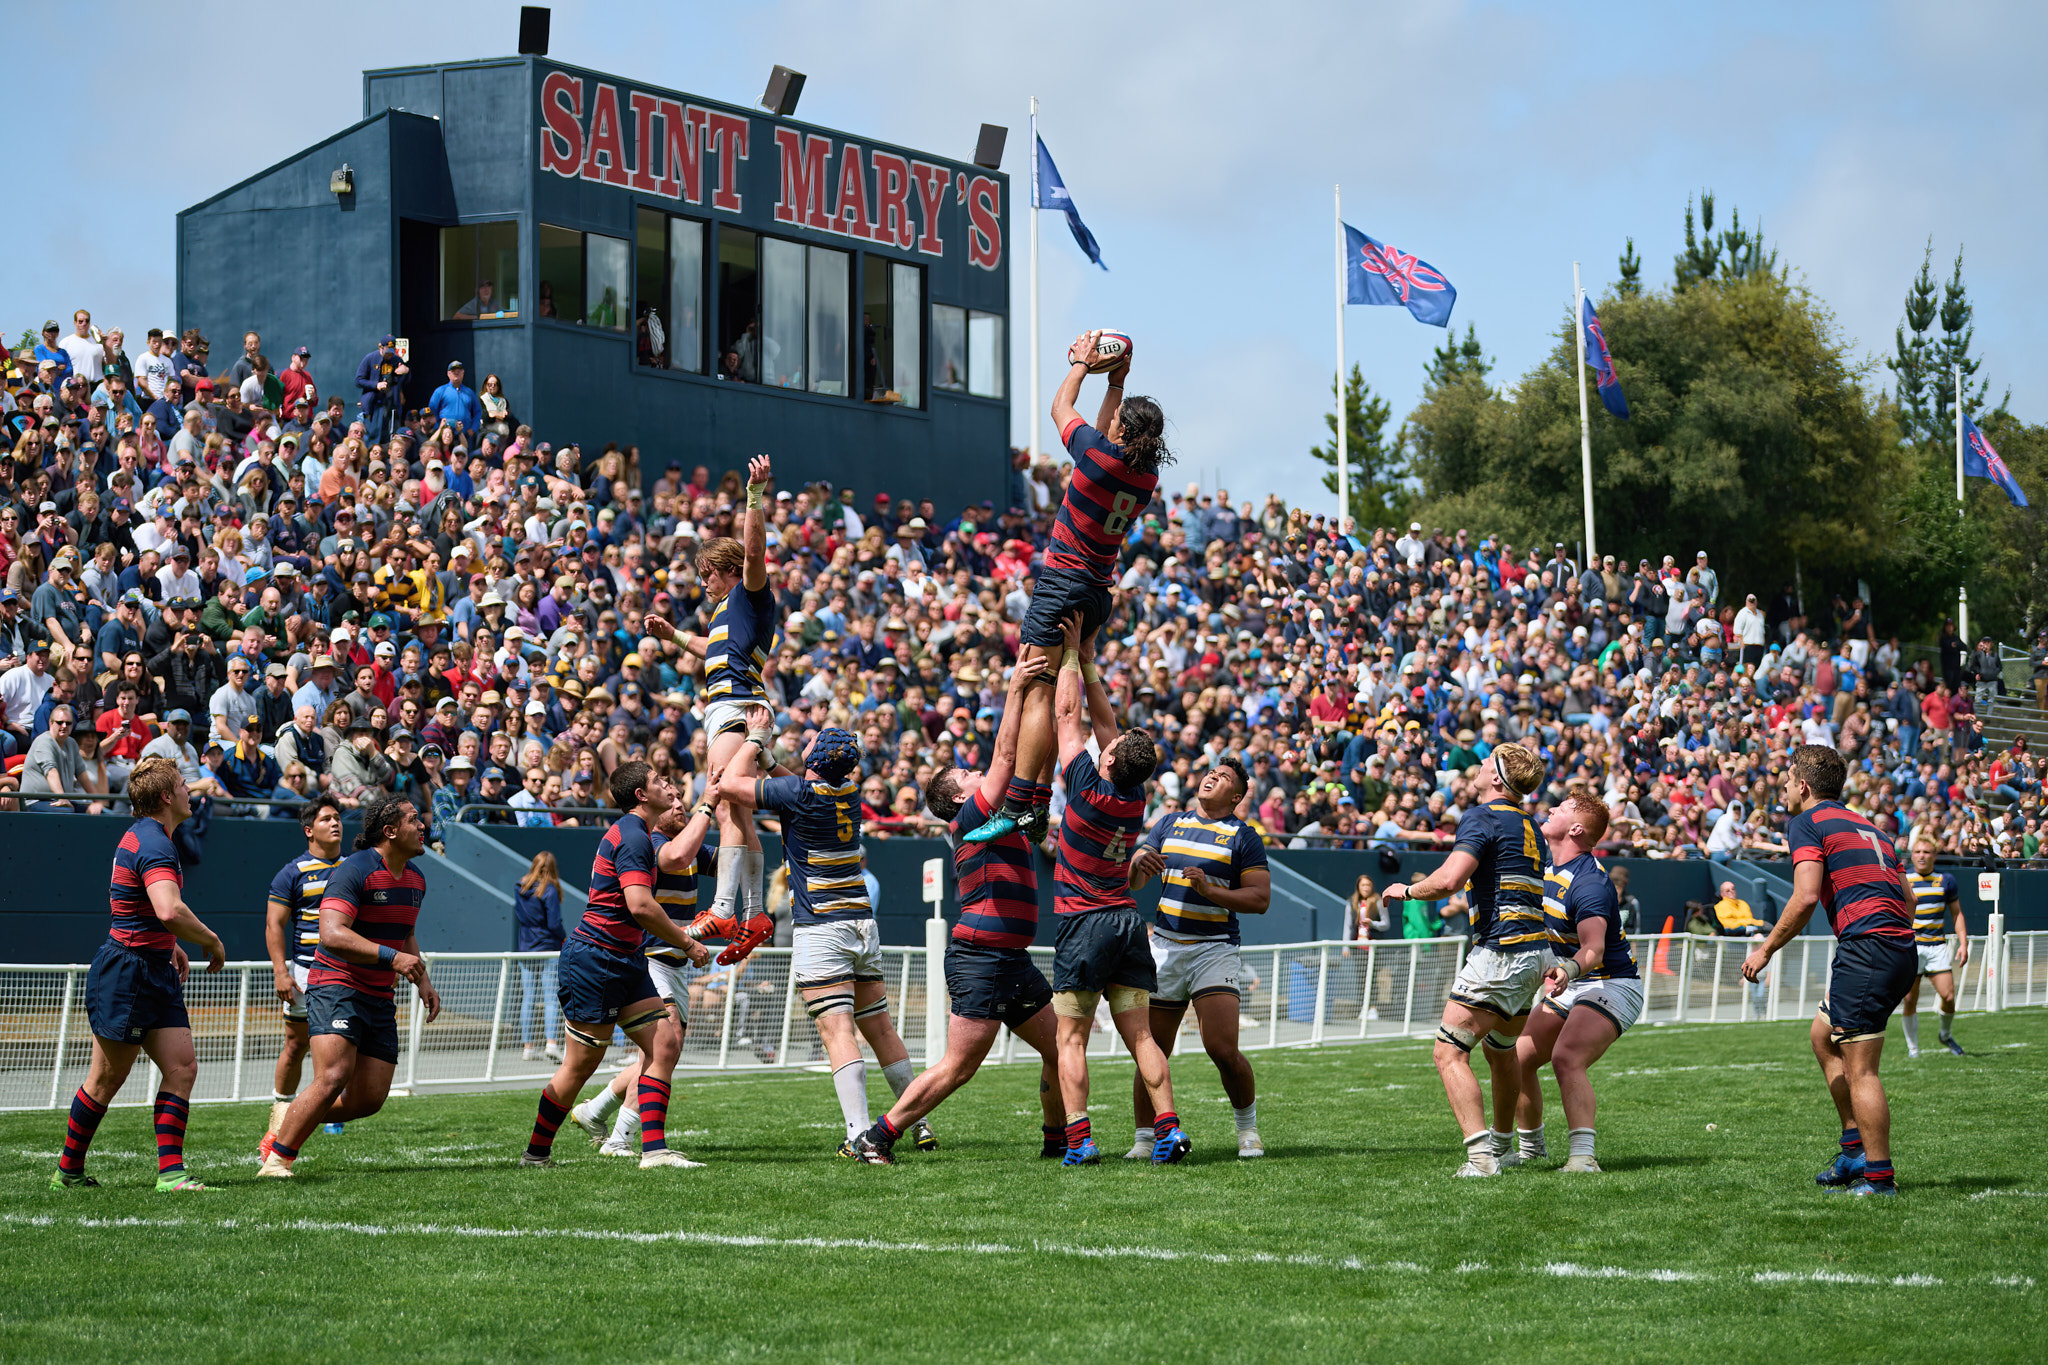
[0,930,2037,1112]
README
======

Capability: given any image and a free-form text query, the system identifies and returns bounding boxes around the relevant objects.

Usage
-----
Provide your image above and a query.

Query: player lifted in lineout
[52,756,226,1192]
[523,762,714,1171]
[645,453,776,967]
[1742,745,1917,1197]
[964,331,1169,846]
[1384,742,1550,1177]
[1900,839,1968,1058]
[258,795,344,1160]
[846,656,1065,1165]
[717,720,933,1154]
[1126,757,1271,1159]
[1514,793,1639,1173]
[260,794,441,1178]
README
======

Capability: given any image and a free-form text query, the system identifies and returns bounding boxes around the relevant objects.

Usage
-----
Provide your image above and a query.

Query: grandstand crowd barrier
[1,930,2034,1112]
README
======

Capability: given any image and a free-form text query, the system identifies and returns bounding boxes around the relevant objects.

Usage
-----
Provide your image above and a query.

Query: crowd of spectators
[3,308,2043,872]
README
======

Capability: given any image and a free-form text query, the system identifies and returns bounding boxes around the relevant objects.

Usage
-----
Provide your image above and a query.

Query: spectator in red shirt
[95,681,151,787]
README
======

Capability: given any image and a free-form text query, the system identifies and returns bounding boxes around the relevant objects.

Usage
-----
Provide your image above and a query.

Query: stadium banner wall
[178,55,1013,515]
[5,815,2036,963]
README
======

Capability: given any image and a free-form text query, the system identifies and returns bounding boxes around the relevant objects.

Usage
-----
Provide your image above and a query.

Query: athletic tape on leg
[1104,985,1150,1015]
[567,1023,607,1050]
[806,993,856,1020]
[1437,1023,1479,1053]
[621,1006,668,1035]
[1483,1030,1518,1053]
[1053,990,1100,1020]
[854,998,890,1020]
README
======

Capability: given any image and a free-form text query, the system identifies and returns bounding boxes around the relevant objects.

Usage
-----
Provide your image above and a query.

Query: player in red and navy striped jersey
[847,656,1063,1166]
[259,793,439,1178]
[53,756,226,1192]
[1742,745,1917,1197]
[964,331,1170,847]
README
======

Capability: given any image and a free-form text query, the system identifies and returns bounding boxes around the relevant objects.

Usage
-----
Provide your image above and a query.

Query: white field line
[9,1212,2018,1290]
[1970,1189,2048,1200]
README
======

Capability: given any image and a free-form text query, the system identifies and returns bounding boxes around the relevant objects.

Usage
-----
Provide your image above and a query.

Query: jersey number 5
[1103,491,1139,537]
[836,802,855,844]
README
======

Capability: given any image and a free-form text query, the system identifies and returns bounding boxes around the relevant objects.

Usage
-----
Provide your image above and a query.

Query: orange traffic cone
[1652,915,1677,976]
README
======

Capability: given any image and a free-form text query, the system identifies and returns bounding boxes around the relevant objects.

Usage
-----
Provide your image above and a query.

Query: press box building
[177,54,1014,511]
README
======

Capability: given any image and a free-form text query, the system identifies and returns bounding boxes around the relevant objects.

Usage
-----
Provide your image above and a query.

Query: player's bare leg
[962,647,1058,843]
[1550,1009,1621,1171]
[1929,969,1961,1054]
[1513,1002,1565,1165]
[1810,1009,1876,1188]
[53,1035,144,1189]
[1901,977,1923,1057]
[1114,1003,1184,1162]
[1134,994,1258,1157]
[138,1027,205,1191]
[1434,1000,1514,1176]
[271,1017,310,1137]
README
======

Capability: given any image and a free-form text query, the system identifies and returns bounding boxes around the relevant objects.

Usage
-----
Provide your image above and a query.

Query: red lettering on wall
[833,144,874,240]
[966,175,1002,270]
[707,110,749,213]
[774,128,834,230]
[869,151,915,249]
[539,72,584,178]
[653,99,706,203]
[910,161,949,257]
[628,92,662,192]
[581,82,631,187]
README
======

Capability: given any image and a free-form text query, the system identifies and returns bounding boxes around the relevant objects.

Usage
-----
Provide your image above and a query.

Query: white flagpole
[1029,96,1041,462]
[1956,361,1968,640]
[1333,184,1348,531]
[1572,260,1597,562]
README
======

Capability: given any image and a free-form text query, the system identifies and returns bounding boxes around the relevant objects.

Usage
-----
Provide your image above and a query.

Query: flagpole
[1956,361,1968,641]
[1572,261,1597,562]
[1334,184,1348,531]
[1029,96,1041,462]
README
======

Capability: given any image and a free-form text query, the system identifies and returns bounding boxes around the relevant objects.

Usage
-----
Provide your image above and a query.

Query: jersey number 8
[1103,490,1139,537]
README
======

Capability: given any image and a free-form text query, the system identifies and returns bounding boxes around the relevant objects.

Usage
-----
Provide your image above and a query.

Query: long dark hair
[1116,395,1173,473]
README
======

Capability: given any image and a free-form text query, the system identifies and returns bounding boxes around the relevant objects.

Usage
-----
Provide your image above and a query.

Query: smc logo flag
[1581,297,1630,419]
[1343,224,1456,328]
[1033,136,1105,271]
[1962,414,2028,507]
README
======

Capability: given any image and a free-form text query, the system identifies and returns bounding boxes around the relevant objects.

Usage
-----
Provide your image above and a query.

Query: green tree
[1887,240,1939,446]
[1674,191,1777,290]
[1311,364,1406,529]
[1930,247,1992,434]
[1616,238,1643,297]
[1424,324,1490,387]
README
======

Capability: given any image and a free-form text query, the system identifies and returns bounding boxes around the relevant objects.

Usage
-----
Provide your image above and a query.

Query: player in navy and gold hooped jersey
[1742,744,1916,1197]
[1384,741,1550,1178]
[719,719,931,1154]
[647,454,776,963]
[258,795,344,1160]
[847,656,1063,1166]
[1899,840,1968,1058]
[1127,758,1272,1160]
[1514,793,1638,1173]
[259,794,439,1178]
[964,332,1169,847]
[53,756,227,1192]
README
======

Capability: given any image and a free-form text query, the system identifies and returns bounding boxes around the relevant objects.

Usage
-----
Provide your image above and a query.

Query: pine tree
[1716,206,1778,281]
[1616,238,1642,297]
[1310,364,1404,529]
[1931,246,1990,433]
[1424,324,1491,388]
[1674,192,1722,290]
[1886,239,1938,446]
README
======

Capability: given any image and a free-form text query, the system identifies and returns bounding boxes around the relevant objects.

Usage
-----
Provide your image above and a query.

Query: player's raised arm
[148,876,225,973]
[1093,345,1129,435]
[1051,332,1096,436]
[1055,614,1092,769]
[742,453,771,591]
[981,654,1051,807]
[1078,628,1120,754]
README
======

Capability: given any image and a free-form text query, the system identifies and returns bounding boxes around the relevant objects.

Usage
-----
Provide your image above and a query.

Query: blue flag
[1033,136,1105,271]
[1962,413,2027,507]
[1342,223,1456,327]
[1581,296,1630,419]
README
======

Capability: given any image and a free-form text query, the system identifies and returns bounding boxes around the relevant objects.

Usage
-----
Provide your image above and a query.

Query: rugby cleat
[598,1135,638,1158]
[1061,1139,1102,1167]
[1497,1150,1526,1168]
[1454,1156,1501,1178]
[1040,1130,1066,1160]
[255,1154,296,1179]
[847,1131,895,1165]
[639,1148,707,1170]
[911,1119,939,1152]
[256,1132,276,1164]
[48,1170,100,1190]
[1942,1035,1965,1056]
[1237,1130,1266,1159]
[960,810,1021,844]
[1019,805,1051,843]
[155,1172,212,1192]
[717,914,774,967]
[1151,1125,1191,1165]
[837,1139,857,1159]
[1816,1151,1866,1188]
[1122,1133,1154,1160]
[518,1153,556,1168]
[1561,1155,1603,1173]
[688,909,741,942]
[1846,1177,1899,1197]
[568,1100,610,1143]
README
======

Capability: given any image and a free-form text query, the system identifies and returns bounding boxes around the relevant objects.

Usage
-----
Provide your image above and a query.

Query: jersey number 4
[1104,831,1130,863]
[1103,491,1139,537]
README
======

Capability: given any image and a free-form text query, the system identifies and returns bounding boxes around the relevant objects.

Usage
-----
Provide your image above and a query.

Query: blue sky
[8,1,2043,510]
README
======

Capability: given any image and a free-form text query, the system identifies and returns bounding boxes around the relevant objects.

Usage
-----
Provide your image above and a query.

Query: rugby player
[717,721,933,1153]
[1044,613,1183,1166]
[51,755,226,1192]
[522,762,713,1170]
[645,453,774,965]
[259,795,344,1159]
[1514,793,1638,1173]
[964,332,1170,845]
[1900,840,1968,1058]
[573,794,720,1156]
[1125,756,1271,1159]
[1384,742,1550,1177]
[258,794,440,1177]
[1742,744,1917,1196]
[846,656,1064,1165]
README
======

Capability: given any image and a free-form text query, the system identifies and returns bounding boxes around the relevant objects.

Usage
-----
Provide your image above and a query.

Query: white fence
[1,930,2038,1112]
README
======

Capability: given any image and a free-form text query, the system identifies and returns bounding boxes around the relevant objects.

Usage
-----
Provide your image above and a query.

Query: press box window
[635,209,705,372]
[718,233,851,394]
[860,258,923,408]
[537,223,629,331]
[932,305,1004,399]
[440,221,519,320]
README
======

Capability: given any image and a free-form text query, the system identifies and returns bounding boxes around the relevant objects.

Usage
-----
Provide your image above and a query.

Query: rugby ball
[1081,329,1133,373]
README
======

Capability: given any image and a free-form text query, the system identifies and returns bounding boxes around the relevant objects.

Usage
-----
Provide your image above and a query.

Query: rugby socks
[1863,1157,1896,1187]
[154,1092,190,1174]
[1154,1110,1180,1137]
[1065,1115,1092,1151]
[739,848,766,920]
[59,1088,107,1176]
[271,1090,295,1104]
[1902,1015,1919,1050]
[1234,1104,1258,1135]
[1002,777,1036,819]
[528,1088,570,1159]
[710,846,743,918]
[637,1076,671,1154]
[609,1104,639,1148]
[1840,1126,1864,1158]
[1489,1129,1514,1159]
[1518,1126,1547,1159]
[1463,1130,1494,1165]
[832,1060,870,1140]
[1133,1125,1155,1148]
[1938,1011,1955,1042]
[587,1085,623,1124]
[1568,1128,1597,1160]
[880,1058,916,1099]
[1041,1124,1064,1157]
[871,1114,903,1144]
[270,1137,300,1162]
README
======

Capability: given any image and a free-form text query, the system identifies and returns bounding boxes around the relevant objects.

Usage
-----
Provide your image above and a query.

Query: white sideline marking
[1970,1189,2048,1200]
[0,1213,2031,1290]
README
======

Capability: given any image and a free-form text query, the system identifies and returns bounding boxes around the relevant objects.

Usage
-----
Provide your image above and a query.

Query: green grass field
[2,1011,2043,1364]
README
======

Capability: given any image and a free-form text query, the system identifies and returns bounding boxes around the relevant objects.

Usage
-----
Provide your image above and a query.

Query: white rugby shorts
[703,698,763,740]
[1150,932,1243,1004]
[1448,945,1549,1020]
[793,919,884,990]
[282,961,311,1021]
[1548,974,1644,1034]
[1915,940,1955,976]
[647,954,689,1004]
